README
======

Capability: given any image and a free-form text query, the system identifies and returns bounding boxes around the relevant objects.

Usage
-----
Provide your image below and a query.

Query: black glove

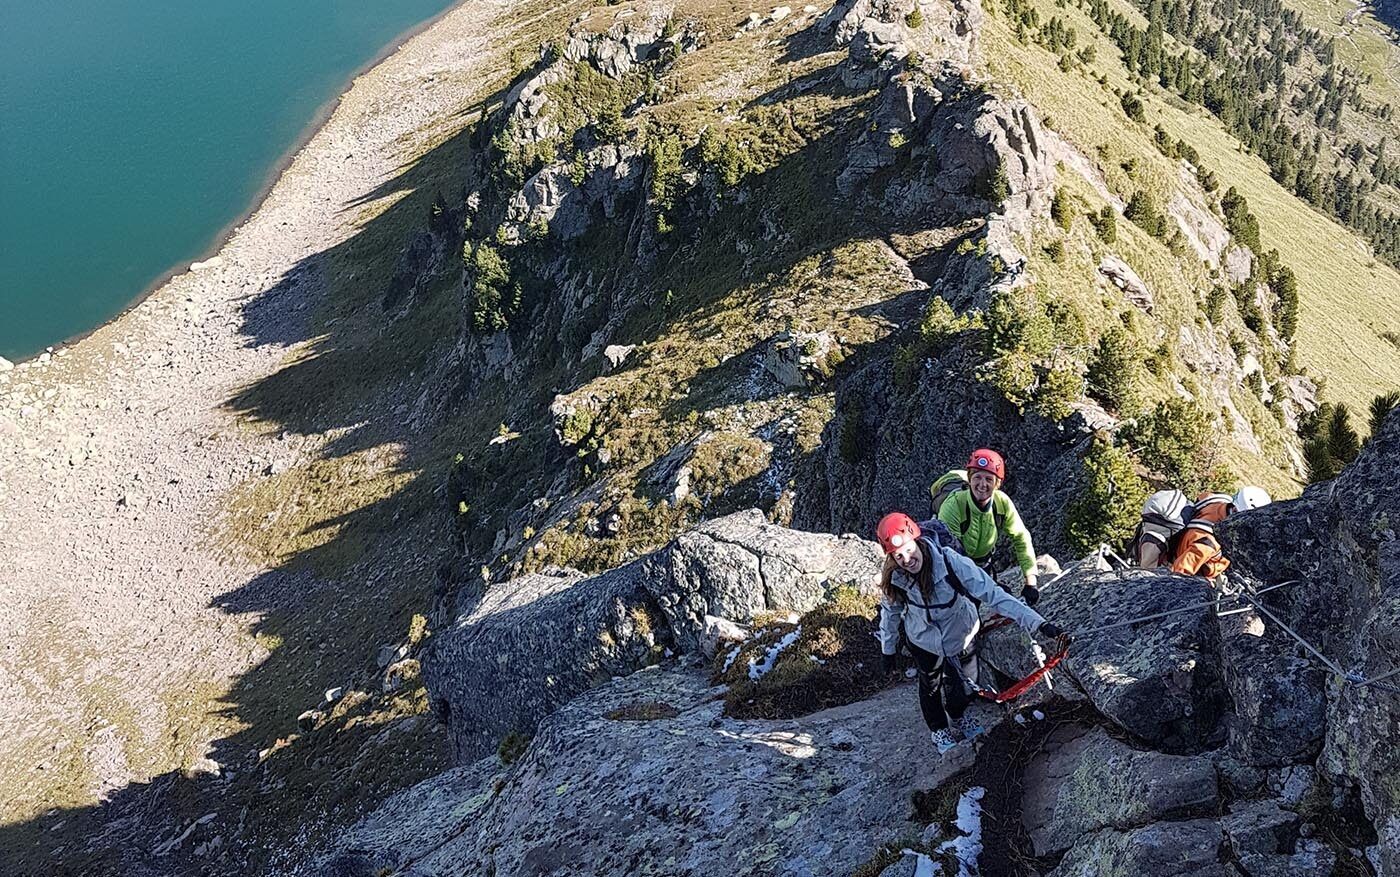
[1038,622,1066,640]
[1022,585,1041,607]
[881,653,896,675]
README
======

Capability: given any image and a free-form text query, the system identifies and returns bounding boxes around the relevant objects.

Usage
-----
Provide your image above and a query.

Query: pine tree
[1051,188,1074,230]
[1370,390,1400,436]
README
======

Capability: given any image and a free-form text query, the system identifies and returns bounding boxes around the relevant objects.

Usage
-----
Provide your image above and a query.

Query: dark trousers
[908,641,978,732]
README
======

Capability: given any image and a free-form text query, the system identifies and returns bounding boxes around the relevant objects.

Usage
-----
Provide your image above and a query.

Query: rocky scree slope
[315,417,1400,876]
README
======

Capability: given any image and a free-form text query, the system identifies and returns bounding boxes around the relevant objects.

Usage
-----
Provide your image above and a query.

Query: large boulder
[1047,819,1226,877]
[422,566,659,760]
[1218,615,1326,768]
[646,511,881,652]
[314,666,965,877]
[983,567,1228,752]
[1221,797,1299,856]
[423,512,881,759]
[1019,724,1219,857]
[1223,410,1400,869]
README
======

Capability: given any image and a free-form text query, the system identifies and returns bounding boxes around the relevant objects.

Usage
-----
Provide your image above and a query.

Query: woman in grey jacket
[876,512,1068,751]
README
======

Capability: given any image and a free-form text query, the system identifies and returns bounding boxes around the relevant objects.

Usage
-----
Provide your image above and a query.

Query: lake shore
[1,0,474,369]
[0,0,506,840]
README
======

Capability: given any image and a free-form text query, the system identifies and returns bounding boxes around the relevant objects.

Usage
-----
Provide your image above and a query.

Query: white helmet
[1233,486,1271,513]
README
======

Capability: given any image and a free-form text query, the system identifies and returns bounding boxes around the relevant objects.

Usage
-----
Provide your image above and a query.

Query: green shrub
[977,163,1011,203]
[1051,188,1074,230]
[1126,398,1219,492]
[593,89,626,142]
[1085,325,1144,414]
[1145,342,1176,378]
[1090,205,1117,242]
[919,296,982,348]
[1034,364,1084,421]
[905,7,925,27]
[1221,187,1262,251]
[1065,438,1149,555]
[699,126,757,188]
[1124,191,1167,238]
[893,342,923,393]
[1269,263,1299,341]
[559,407,595,446]
[464,242,521,332]
[497,732,531,765]
[1205,285,1229,323]
[1302,402,1361,482]
[1045,239,1067,263]
[646,130,686,232]
[1119,92,1146,122]
[984,286,1055,409]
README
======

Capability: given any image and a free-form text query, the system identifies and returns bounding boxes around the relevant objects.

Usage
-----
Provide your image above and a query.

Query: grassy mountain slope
[980,0,1400,427]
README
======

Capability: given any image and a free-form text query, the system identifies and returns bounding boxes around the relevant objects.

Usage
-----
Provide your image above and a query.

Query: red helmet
[967,448,1005,480]
[876,512,921,554]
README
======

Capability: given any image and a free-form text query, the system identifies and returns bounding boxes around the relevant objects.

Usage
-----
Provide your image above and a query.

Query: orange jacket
[1170,495,1231,581]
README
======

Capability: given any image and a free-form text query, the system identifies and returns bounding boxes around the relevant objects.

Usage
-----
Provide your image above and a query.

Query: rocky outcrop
[796,364,1092,561]
[822,0,981,88]
[562,8,675,78]
[423,511,880,759]
[1047,818,1226,877]
[316,666,966,877]
[761,329,837,387]
[335,454,1400,875]
[984,567,1228,752]
[500,143,645,244]
[1219,617,1327,768]
[502,164,589,243]
[1223,409,1400,872]
[1020,725,1219,857]
[1168,189,1230,267]
[1098,255,1154,313]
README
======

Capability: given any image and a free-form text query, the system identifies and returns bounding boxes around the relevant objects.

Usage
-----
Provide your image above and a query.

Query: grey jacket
[879,537,1046,658]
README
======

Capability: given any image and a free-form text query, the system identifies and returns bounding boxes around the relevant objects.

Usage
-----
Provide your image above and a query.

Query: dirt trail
[0,0,507,830]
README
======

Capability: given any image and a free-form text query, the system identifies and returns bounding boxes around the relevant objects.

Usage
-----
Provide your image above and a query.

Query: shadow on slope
[0,39,1016,877]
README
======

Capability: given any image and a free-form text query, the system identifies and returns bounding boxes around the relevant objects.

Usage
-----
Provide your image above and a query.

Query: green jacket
[936,487,1037,576]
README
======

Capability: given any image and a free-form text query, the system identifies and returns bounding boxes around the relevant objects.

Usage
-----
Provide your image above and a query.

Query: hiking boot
[953,714,984,740]
[930,729,960,754]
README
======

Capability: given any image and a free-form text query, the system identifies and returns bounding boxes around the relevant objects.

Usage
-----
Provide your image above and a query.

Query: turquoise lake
[0,0,461,362]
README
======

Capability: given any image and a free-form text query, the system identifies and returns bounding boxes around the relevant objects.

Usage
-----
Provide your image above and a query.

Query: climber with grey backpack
[1129,486,1272,579]
[874,512,1070,753]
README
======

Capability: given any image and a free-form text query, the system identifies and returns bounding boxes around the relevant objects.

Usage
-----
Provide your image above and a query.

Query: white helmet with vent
[1232,486,1272,513]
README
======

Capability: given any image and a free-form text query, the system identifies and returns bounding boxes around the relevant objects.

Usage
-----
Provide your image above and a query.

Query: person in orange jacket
[1170,487,1271,581]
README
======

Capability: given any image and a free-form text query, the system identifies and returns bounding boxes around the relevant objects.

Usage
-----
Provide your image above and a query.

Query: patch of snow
[1032,709,1045,721]
[899,849,943,877]
[936,786,986,877]
[809,655,826,665]
[905,667,917,679]
[722,644,743,673]
[748,627,801,681]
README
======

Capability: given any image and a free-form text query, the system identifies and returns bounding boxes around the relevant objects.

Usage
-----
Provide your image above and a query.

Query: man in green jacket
[930,449,1042,605]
